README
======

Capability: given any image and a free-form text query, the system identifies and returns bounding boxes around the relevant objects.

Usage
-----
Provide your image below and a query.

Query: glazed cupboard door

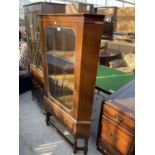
[25,12,33,42]
[25,11,43,71]
[45,26,76,110]
[25,12,35,66]
[32,11,43,71]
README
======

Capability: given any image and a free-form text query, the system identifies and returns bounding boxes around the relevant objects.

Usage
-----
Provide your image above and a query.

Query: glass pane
[55,57,65,105]
[25,13,33,41]
[46,26,75,61]
[46,27,54,52]
[32,12,43,71]
[64,28,76,61]
[33,11,40,42]
[64,60,74,109]
[37,48,43,71]
[47,53,56,98]
[45,26,75,110]
[31,43,36,65]
[25,14,30,40]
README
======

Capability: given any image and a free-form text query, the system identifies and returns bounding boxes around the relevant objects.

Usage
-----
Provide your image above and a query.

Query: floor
[19,91,105,155]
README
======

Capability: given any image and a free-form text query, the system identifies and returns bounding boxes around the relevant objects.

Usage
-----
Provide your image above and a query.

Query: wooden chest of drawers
[97,80,135,155]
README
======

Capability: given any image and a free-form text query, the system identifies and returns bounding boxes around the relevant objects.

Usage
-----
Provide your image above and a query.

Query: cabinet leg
[73,138,77,153]
[84,138,88,155]
[73,137,88,154]
[46,112,50,126]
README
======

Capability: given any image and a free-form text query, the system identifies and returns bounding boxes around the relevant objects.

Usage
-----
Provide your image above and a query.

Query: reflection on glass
[25,11,43,71]
[46,26,75,61]
[25,13,33,41]
[33,11,40,42]
[46,27,75,110]
[31,43,36,65]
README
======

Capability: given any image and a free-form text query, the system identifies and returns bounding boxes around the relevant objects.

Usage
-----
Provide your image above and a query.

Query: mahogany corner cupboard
[23,2,65,107]
[40,14,104,154]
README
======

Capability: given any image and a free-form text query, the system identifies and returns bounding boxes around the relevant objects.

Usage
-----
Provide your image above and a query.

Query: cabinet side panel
[77,22,103,121]
[40,17,48,96]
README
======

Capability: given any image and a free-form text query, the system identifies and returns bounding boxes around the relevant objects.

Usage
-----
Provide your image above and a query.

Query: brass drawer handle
[114,114,123,123]
[109,132,119,141]
[103,149,108,154]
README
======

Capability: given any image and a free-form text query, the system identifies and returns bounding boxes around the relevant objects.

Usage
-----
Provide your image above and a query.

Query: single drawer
[102,104,135,131]
[44,97,75,131]
[100,115,134,155]
[51,106,74,131]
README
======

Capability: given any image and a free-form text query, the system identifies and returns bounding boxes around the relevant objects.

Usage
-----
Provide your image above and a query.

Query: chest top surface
[108,79,135,117]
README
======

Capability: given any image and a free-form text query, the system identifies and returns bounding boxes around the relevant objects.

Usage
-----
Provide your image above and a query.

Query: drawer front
[51,106,74,131]
[44,97,75,131]
[97,137,121,155]
[100,115,134,155]
[103,104,135,130]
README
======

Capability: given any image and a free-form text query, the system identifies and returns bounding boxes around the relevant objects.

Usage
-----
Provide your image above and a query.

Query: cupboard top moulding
[24,2,65,14]
[109,79,135,118]
[40,14,105,138]
[39,13,105,23]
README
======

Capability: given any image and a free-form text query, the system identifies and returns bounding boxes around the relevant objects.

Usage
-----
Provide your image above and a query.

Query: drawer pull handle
[103,149,108,153]
[114,114,123,123]
[109,132,119,141]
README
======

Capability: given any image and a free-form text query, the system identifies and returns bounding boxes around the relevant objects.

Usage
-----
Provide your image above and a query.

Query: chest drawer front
[100,115,134,155]
[97,137,121,155]
[103,104,135,130]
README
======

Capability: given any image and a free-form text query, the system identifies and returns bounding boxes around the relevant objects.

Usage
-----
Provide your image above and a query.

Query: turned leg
[73,138,77,153]
[46,112,50,126]
[84,138,88,155]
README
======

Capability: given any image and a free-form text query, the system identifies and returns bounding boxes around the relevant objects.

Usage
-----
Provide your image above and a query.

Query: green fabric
[96,65,134,93]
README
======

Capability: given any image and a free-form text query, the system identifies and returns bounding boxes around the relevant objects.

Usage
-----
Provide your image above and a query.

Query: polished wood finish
[102,103,135,131]
[40,14,104,154]
[30,64,44,82]
[100,115,134,154]
[97,80,135,155]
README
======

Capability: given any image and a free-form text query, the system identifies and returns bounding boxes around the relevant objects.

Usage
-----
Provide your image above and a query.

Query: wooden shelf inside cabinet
[49,74,74,90]
[48,51,75,62]
[40,14,104,154]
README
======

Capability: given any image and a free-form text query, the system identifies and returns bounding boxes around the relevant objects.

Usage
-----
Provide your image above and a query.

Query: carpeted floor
[19,91,105,155]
